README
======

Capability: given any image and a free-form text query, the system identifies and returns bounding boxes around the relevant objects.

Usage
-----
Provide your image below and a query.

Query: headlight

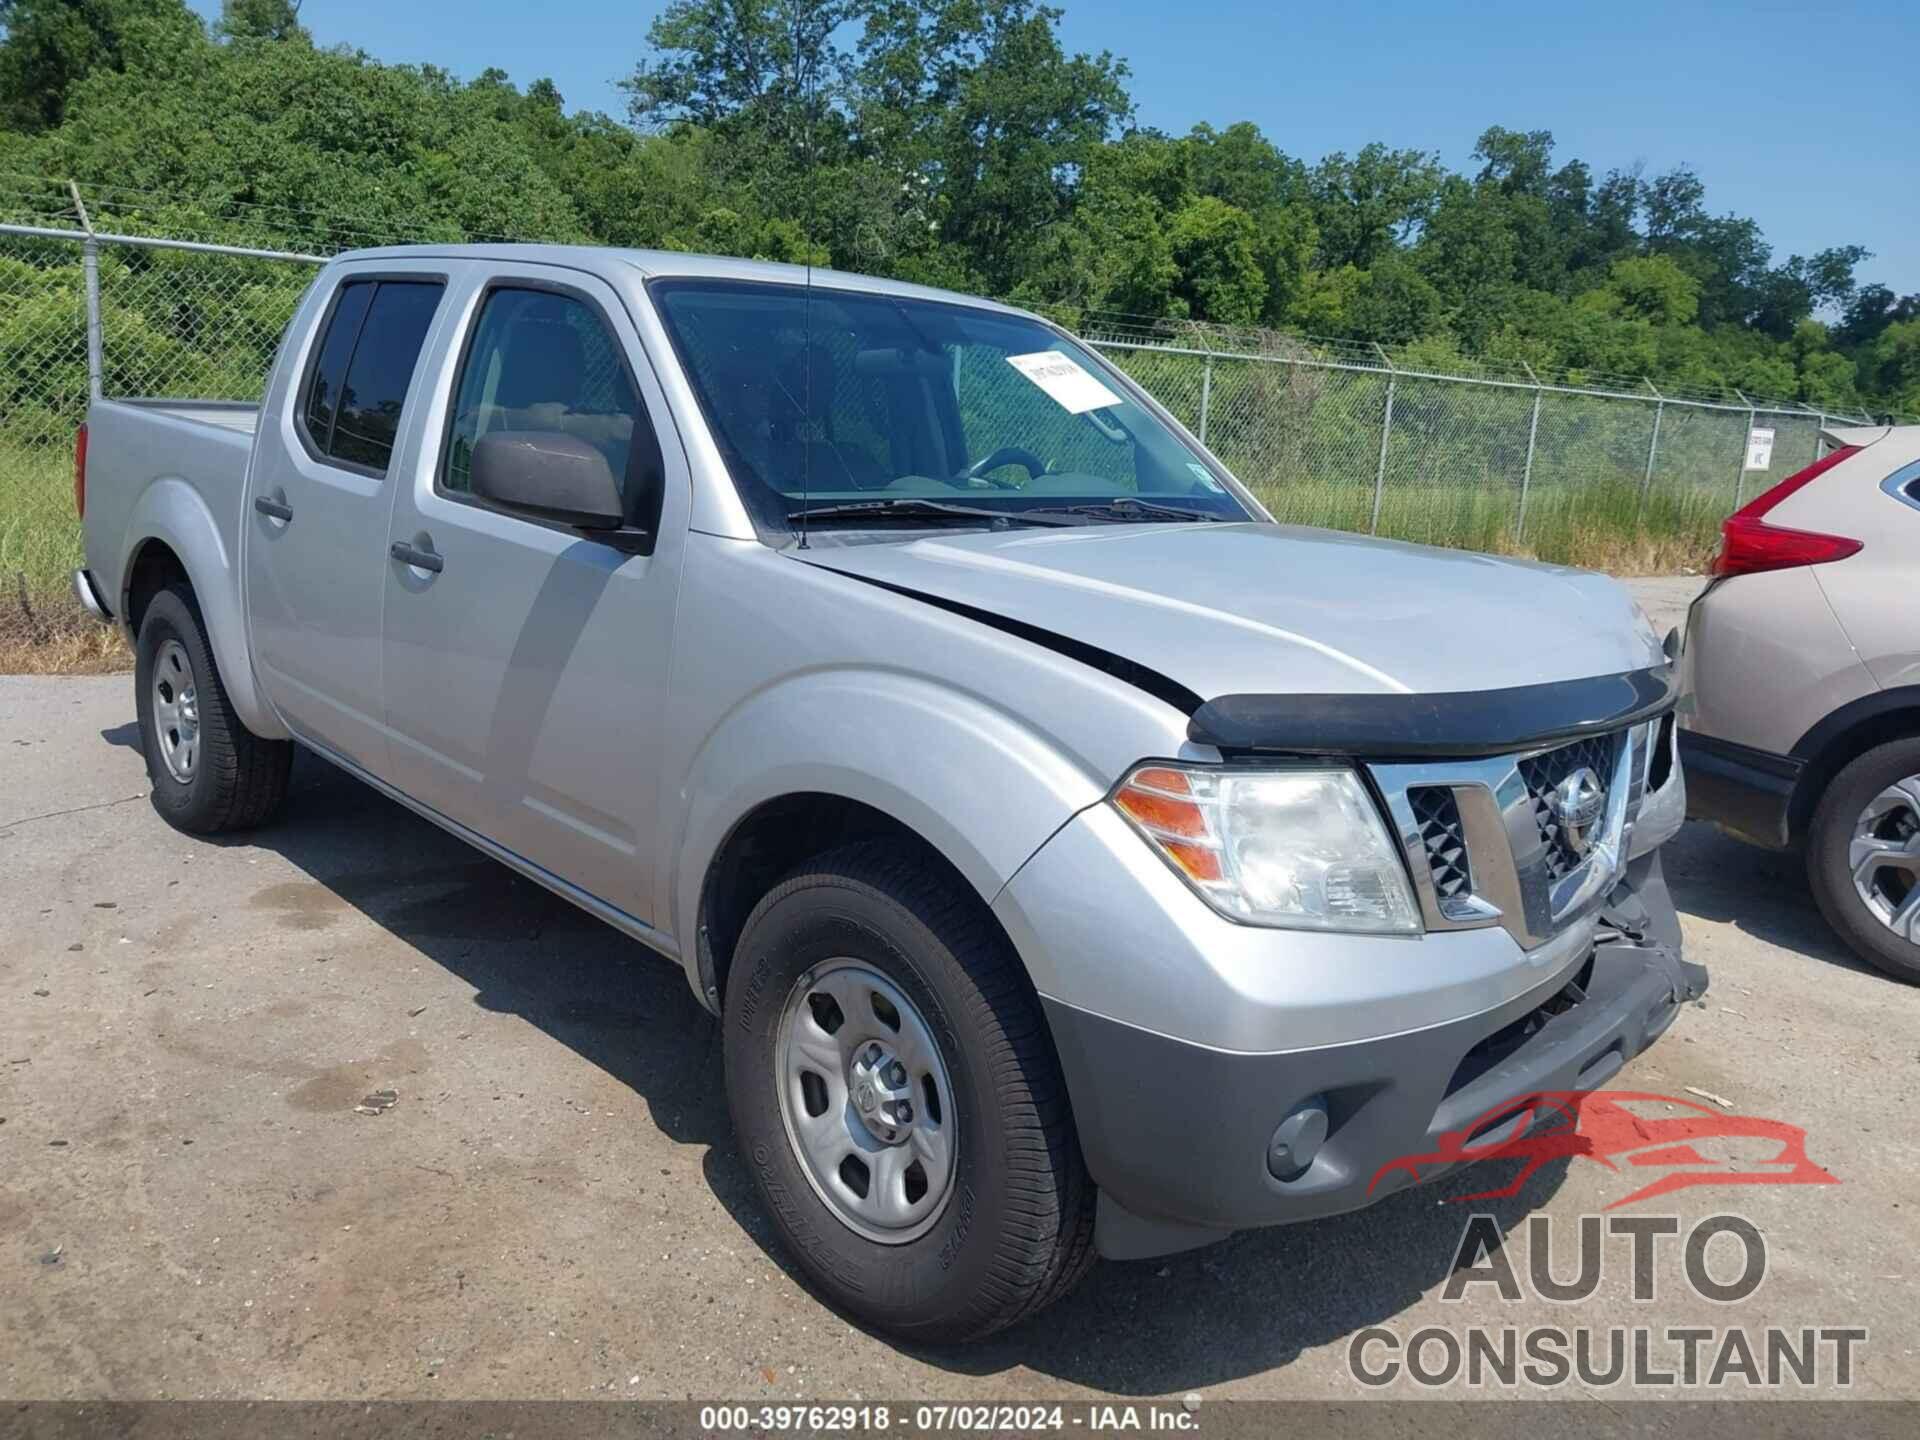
[1111,764,1420,934]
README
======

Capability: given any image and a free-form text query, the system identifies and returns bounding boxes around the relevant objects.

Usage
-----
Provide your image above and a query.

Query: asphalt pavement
[2,577,1916,1403]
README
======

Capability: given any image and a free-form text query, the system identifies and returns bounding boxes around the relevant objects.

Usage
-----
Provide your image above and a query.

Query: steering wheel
[953,445,1048,489]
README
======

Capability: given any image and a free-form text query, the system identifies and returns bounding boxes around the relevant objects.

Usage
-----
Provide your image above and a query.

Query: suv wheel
[134,583,293,834]
[722,842,1095,1342]
[1807,737,1920,984]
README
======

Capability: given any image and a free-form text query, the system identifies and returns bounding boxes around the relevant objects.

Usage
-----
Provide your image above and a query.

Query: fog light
[1268,1097,1329,1182]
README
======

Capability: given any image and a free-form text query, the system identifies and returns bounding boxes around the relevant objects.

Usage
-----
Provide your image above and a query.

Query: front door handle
[389,541,444,574]
[253,496,294,522]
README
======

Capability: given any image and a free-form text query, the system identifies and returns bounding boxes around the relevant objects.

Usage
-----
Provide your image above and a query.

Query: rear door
[380,266,688,924]
[244,262,448,772]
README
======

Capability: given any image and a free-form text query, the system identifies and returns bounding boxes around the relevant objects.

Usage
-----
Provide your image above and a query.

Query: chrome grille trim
[1517,733,1622,880]
[1372,722,1653,950]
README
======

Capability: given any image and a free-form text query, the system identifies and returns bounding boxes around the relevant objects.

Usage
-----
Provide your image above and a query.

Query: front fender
[120,478,288,740]
[665,666,1107,963]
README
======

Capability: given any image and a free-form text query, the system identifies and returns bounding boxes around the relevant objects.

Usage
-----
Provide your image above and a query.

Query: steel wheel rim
[1848,774,1920,944]
[775,958,958,1245]
[150,639,201,785]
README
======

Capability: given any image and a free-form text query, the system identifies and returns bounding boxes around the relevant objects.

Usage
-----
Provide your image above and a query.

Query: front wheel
[1806,737,1920,984]
[134,582,292,834]
[722,843,1095,1342]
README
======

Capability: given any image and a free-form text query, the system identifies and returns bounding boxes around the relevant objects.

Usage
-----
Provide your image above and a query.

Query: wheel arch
[118,480,289,740]
[1789,686,1920,842]
[693,793,1008,1015]
[667,668,1108,1012]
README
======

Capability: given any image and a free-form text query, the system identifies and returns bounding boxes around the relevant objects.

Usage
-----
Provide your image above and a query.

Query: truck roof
[330,242,1040,320]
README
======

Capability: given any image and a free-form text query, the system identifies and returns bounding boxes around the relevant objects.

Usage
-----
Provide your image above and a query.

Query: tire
[134,582,293,835]
[722,841,1096,1343]
[1806,736,1920,984]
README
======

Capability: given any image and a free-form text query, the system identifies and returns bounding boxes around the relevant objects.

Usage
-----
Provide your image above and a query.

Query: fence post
[1813,410,1828,462]
[1516,361,1543,543]
[1732,390,1755,509]
[70,181,104,402]
[81,239,103,402]
[1198,353,1213,446]
[1370,343,1395,535]
[1639,378,1664,520]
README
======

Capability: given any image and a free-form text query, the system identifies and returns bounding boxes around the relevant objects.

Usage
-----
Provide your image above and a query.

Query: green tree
[621,0,853,134]
[0,0,201,130]
[1865,317,1920,412]
[215,0,306,43]
[1168,195,1265,325]
[1589,255,1701,327]
[855,1,1131,294]
[1307,143,1443,270]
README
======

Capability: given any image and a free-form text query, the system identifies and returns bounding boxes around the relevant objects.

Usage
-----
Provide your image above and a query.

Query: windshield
[648,278,1255,537]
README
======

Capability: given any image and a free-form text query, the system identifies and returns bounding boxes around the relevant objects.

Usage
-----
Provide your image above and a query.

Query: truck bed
[80,398,260,624]
[133,400,261,437]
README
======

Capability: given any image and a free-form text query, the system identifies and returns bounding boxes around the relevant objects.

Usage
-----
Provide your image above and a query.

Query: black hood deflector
[1188,666,1678,758]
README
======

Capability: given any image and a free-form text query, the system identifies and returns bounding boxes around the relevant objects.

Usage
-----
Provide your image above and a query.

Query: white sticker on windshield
[1005,351,1122,414]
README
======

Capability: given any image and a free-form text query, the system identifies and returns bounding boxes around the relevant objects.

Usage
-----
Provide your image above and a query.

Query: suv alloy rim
[775,959,957,1244]
[1849,775,1920,943]
[151,638,201,785]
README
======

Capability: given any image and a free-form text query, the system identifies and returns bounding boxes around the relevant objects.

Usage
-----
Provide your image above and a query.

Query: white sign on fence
[1744,426,1777,471]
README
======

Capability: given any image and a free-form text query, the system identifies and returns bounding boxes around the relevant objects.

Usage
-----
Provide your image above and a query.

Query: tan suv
[1677,424,1920,981]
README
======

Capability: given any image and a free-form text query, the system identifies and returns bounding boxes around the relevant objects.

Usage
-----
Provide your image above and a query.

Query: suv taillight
[74,422,88,520]
[1712,445,1862,578]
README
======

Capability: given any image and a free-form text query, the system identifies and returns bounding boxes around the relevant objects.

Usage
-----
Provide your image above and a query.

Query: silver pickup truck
[73,243,1701,1342]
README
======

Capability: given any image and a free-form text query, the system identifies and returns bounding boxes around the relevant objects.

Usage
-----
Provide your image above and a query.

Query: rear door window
[300,277,445,475]
[302,280,372,448]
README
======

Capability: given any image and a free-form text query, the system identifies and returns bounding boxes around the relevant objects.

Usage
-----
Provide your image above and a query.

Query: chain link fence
[1,199,1895,606]
[1081,314,1884,570]
[1,220,322,602]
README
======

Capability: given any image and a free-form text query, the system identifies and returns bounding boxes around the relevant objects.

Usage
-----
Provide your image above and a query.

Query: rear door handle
[389,541,444,574]
[253,496,293,522]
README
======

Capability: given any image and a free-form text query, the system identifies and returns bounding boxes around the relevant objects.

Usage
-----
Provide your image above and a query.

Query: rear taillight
[73,422,88,520]
[1711,445,1862,578]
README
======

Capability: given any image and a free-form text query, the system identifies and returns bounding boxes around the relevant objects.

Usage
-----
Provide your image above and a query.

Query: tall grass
[2,442,81,594]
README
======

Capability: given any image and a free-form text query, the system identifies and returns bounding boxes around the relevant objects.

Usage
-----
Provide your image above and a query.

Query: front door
[380,268,686,924]
[243,263,448,772]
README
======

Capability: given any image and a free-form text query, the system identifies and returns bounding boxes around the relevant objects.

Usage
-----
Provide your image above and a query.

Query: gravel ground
[2,577,1916,1404]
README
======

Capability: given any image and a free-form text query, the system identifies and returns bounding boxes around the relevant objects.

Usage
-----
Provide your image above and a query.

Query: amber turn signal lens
[1128,766,1191,795]
[1161,839,1223,883]
[1112,783,1207,839]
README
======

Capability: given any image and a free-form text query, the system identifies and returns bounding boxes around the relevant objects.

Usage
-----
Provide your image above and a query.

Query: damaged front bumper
[1040,850,1705,1260]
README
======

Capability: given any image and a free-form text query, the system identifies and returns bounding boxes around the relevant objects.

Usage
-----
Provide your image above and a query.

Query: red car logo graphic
[1368,1090,1838,1209]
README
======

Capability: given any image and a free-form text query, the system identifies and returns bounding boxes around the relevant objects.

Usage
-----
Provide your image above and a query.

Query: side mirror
[470,431,625,530]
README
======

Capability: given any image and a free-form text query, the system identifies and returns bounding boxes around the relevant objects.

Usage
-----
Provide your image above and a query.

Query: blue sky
[190,0,1919,296]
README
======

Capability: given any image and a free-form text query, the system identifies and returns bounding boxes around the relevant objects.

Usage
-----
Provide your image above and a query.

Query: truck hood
[801,522,1663,701]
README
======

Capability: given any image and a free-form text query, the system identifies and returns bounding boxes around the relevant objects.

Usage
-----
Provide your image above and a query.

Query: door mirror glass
[470,431,625,529]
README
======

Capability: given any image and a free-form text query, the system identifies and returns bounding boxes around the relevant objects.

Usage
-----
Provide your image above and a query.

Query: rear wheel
[134,583,292,834]
[722,842,1095,1342]
[1807,737,1920,984]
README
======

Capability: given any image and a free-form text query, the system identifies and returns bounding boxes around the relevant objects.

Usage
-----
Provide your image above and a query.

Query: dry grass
[1479,525,1717,577]
[1,580,130,674]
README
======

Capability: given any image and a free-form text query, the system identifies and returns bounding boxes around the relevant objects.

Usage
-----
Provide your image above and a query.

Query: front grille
[1517,734,1620,880]
[1409,786,1472,902]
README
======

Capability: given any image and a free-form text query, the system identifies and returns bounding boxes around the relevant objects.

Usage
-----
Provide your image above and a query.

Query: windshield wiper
[1022,498,1227,524]
[785,499,1077,527]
